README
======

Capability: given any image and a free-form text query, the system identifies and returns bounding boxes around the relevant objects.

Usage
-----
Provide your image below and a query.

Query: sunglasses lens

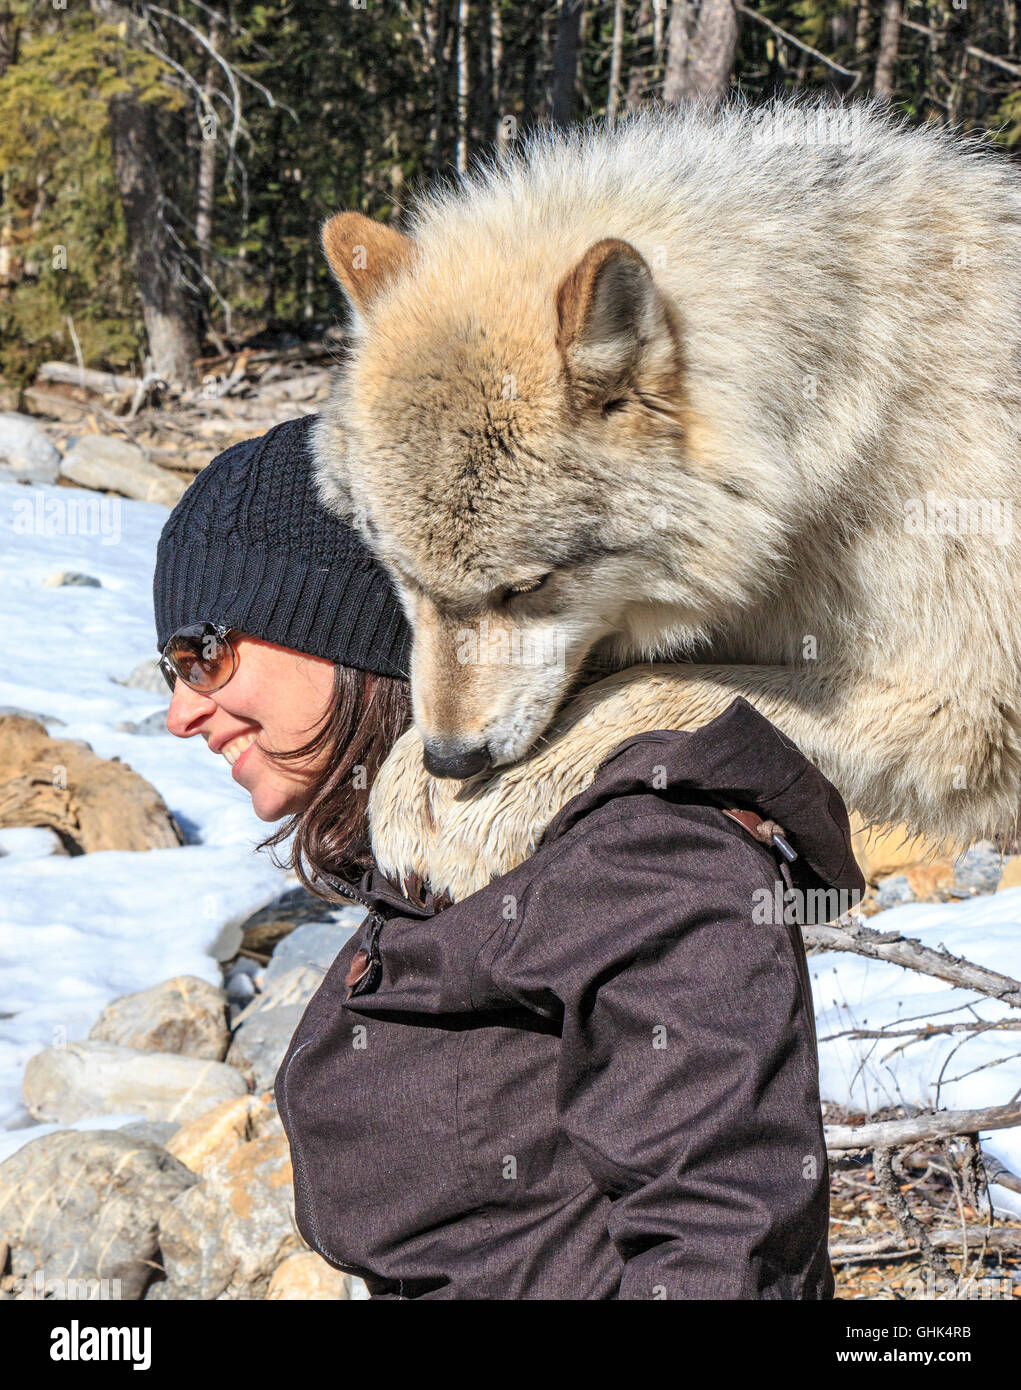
[164,624,234,692]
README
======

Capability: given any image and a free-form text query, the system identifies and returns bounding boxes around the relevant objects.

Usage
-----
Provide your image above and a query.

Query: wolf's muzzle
[422,739,493,780]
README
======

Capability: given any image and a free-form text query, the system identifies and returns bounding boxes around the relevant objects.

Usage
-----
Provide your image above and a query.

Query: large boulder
[22,1041,249,1125]
[0,1129,196,1301]
[165,1092,279,1179]
[88,976,230,1062]
[146,1130,300,1300]
[0,714,181,853]
[59,434,188,506]
[0,411,60,484]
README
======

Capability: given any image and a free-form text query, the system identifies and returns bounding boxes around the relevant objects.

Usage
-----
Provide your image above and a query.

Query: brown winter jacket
[275,696,866,1300]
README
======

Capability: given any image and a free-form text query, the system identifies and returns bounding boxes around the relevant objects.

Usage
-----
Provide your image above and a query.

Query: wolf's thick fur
[313,94,1021,863]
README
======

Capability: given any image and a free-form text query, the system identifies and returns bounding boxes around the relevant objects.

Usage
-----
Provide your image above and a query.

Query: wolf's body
[313,95,1021,884]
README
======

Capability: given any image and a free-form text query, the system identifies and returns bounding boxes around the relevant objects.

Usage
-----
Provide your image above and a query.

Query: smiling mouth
[220,731,259,766]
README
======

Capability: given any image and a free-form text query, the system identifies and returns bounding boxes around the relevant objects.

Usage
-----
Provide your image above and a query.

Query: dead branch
[826,1101,1021,1151]
[805,917,1021,1009]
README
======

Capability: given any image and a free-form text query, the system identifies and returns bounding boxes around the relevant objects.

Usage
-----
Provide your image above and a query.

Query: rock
[226,971,256,1007]
[0,705,65,728]
[953,840,1004,894]
[226,964,332,1093]
[264,919,362,984]
[266,1252,352,1300]
[88,976,230,1061]
[22,1041,248,1125]
[875,874,916,911]
[0,826,66,861]
[115,659,168,694]
[59,434,188,506]
[0,1128,196,1300]
[119,1119,181,1148]
[848,813,957,885]
[42,569,102,588]
[0,412,61,484]
[238,886,364,960]
[146,1130,299,1299]
[997,857,1021,891]
[165,1092,279,1179]
[0,714,182,853]
[901,861,954,900]
[114,710,169,736]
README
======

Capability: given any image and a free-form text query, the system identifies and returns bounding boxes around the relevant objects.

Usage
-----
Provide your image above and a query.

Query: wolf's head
[313,211,756,778]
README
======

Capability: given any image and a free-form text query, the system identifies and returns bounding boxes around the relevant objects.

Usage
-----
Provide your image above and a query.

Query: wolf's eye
[501,572,553,604]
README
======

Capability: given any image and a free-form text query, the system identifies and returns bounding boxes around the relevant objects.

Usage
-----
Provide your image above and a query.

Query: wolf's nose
[422,740,492,779]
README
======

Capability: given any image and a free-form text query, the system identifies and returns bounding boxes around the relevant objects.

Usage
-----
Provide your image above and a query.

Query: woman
[155,414,865,1300]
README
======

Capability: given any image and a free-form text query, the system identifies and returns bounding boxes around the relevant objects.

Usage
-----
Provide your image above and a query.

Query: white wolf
[312,94,1021,855]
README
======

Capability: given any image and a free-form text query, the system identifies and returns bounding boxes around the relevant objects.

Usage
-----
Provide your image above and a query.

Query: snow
[2,476,1020,1224]
[0,479,295,1142]
[812,889,1021,1218]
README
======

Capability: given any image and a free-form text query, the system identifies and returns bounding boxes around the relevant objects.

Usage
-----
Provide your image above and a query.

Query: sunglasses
[160,621,238,695]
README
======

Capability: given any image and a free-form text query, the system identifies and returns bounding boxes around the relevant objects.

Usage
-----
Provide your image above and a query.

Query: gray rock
[146,1130,299,1300]
[875,874,917,910]
[118,1118,182,1147]
[0,412,61,484]
[264,918,361,987]
[23,1040,248,1124]
[88,976,230,1061]
[226,964,333,1093]
[43,569,101,588]
[226,971,256,1007]
[0,705,65,728]
[114,710,169,736]
[59,434,188,506]
[0,1128,196,1300]
[953,840,1004,894]
[115,659,168,694]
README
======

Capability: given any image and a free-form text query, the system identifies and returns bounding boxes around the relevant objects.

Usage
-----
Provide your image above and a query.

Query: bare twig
[734,4,861,84]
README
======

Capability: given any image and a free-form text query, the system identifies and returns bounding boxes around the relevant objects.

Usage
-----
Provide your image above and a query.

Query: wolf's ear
[321,212,415,321]
[555,238,677,407]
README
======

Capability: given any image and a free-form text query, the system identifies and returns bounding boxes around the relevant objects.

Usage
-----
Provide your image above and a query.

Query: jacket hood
[537,696,862,895]
[365,675,864,908]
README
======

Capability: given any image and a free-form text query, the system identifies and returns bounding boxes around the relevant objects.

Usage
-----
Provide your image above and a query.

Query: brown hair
[259,663,412,900]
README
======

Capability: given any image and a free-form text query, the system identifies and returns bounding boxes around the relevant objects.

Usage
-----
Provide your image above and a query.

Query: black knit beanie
[153,414,412,679]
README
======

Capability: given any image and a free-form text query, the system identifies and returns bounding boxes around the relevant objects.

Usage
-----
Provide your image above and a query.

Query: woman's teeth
[221,732,258,766]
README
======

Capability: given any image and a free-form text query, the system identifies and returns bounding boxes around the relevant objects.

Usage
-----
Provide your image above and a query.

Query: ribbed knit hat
[153,414,412,679]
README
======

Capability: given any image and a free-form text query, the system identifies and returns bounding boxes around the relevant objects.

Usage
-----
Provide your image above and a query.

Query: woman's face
[165,632,336,821]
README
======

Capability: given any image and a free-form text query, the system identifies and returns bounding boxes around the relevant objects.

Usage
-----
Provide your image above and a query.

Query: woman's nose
[165,680,217,737]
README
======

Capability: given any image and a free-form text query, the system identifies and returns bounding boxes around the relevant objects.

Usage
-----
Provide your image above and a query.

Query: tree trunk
[855,0,871,58]
[108,94,201,387]
[874,0,902,101]
[552,0,584,127]
[663,0,691,103]
[456,0,470,172]
[685,0,738,104]
[607,0,625,124]
[0,4,20,79]
[195,18,221,284]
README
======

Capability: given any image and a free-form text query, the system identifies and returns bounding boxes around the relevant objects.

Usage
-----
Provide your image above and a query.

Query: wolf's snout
[422,739,493,780]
